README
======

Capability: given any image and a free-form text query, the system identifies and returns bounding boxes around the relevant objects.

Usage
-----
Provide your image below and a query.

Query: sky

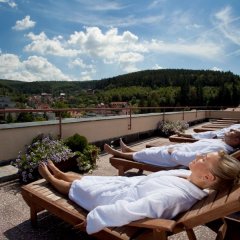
[0,0,240,82]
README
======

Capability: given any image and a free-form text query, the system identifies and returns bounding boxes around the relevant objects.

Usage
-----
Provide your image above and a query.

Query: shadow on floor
[3,211,96,240]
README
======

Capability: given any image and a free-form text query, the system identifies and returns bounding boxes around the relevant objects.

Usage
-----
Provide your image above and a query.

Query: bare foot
[47,160,62,178]
[38,162,53,182]
[104,144,116,155]
[104,143,133,160]
[120,138,134,152]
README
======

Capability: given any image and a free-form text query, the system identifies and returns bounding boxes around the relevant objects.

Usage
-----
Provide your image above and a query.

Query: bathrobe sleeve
[171,151,197,166]
[86,188,199,234]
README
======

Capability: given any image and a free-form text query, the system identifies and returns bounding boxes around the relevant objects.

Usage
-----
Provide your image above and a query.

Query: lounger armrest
[231,150,240,160]
[128,218,176,231]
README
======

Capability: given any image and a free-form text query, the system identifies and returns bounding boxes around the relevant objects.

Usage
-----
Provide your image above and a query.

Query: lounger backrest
[175,184,240,229]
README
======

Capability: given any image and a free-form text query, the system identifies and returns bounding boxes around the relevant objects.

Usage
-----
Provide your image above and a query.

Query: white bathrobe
[133,139,234,167]
[69,169,208,234]
[191,124,240,139]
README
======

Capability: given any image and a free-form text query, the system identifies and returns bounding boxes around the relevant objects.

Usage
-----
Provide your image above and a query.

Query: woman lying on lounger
[176,125,240,140]
[38,151,240,235]
[104,131,240,167]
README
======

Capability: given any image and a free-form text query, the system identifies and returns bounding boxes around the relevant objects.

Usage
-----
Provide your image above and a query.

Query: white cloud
[214,6,240,46]
[118,52,144,64]
[121,64,140,73]
[0,53,72,81]
[147,39,223,59]
[24,32,80,57]
[68,58,94,70]
[148,0,166,9]
[12,16,36,31]
[68,27,146,71]
[0,0,17,8]
[68,58,96,80]
[86,1,125,11]
[21,26,226,77]
[211,66,222,71]
[152,64,163,70]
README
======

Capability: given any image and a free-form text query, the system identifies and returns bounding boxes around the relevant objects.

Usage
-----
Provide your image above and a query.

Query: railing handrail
[0,105,230,114]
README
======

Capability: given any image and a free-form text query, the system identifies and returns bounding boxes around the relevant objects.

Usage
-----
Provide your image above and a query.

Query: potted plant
[157,120,189,137]
[12,134,74,183]
[64,133,100,172]
[75,144,100,172]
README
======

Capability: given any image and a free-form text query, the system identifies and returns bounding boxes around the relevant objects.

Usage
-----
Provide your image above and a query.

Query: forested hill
[1,69,240,106]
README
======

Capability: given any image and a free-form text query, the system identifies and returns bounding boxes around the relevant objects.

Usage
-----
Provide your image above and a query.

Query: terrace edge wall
[1,110,239,163]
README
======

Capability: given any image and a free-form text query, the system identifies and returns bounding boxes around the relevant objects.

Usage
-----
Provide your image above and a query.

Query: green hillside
[1,69,240,107]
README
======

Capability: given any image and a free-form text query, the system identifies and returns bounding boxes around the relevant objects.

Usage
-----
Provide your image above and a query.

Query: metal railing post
[59,112,62,139]
[128,108,132,130]
[163,107,165,122]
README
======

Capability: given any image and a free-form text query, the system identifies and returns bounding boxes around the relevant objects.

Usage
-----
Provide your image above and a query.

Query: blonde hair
[209,150,240,190]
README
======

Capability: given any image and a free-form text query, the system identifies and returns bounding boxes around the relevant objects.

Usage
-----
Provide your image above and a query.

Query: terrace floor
[0,122,229,240]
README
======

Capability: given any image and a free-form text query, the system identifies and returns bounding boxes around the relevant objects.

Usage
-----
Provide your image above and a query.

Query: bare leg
[38,162,78,195]
[120,138,136,153]
[47,160,81,182]
[104,144,134,160]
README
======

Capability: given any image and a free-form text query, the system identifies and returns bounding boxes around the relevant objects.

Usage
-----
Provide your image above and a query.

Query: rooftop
[0,122,221,240]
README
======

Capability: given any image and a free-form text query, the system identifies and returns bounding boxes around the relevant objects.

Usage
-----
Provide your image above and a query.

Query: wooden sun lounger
[110,149,240,176]
[220,117,240,121]
[21,174,240,240]
[110,157,184,176]
[193,121,240,132]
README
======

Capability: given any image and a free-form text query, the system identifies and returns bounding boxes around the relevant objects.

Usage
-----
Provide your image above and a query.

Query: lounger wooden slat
[22,177,240,240]
[146,141,173,148]
[215,119,239,123]
[169,134,198,143]
[193,127,216,133]
[202,124,231,129]
[231,150,240,159]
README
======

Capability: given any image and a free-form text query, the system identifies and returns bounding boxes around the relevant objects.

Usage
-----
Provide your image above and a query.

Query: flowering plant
[12,134,74,183]
[157,120,189,137]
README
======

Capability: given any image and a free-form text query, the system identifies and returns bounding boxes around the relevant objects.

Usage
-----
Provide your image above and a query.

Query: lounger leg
[30,206,39,226]
[29,204,44,227]
[215,218,227,240]
[118,166,126,176]
[153,229,167,240]
[185,229,197,240]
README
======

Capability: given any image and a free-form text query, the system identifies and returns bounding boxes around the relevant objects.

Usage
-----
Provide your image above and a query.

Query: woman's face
[189,152,219,179]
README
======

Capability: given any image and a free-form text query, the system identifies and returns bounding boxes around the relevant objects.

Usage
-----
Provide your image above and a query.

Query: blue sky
[0,0,240,82]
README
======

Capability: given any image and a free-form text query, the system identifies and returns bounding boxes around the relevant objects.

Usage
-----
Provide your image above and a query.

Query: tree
[16,112,34,122]
[6,113,14,123]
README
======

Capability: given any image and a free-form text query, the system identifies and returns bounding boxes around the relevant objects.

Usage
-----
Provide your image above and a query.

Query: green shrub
[64,133,88,152]
[75,144,100,172]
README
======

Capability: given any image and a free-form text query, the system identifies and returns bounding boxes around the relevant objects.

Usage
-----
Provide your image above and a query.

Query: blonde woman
[38,151,240,234]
